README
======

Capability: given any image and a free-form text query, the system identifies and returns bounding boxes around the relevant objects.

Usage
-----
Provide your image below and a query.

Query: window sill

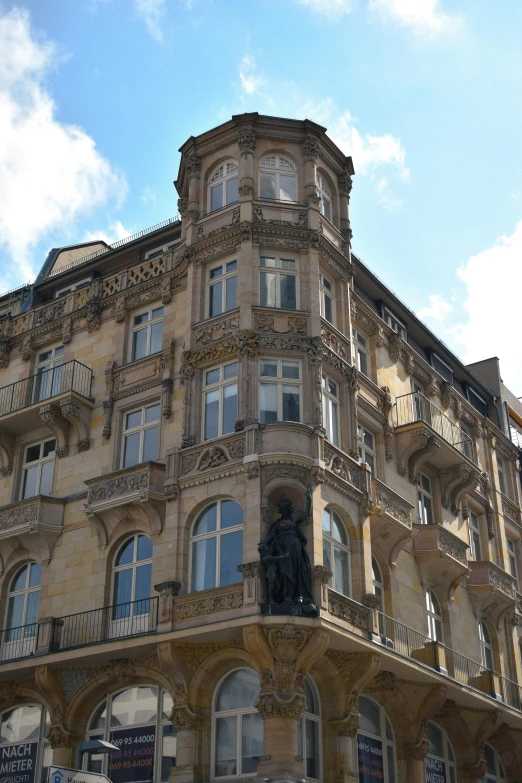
[206,201,239,217]
[192,307,240,328]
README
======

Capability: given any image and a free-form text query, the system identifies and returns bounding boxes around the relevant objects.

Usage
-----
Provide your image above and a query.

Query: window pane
[29,563,41,588]
[204,389,220,440]
[145,404,160,423]
[113,569,133,615]
[126,410,142,429]
[260,271,276,307]
[280,274,296,309]
[137,535,152,561]
[42,439,56,458]
[224,362,237,380]
[324,294,333,322]
[329,400,339,445]
[209,280,223,317]
[282,385,300,422]
[192,537,217,591]
[323,198,332,221]
[133,312,149,325]
[260,359,277,377]
[260,257,276,268]
[358,350,368,376]
[150,321,163,354]
[219,530,243,586]
[358,697,380,736]
[221,499,243,529]
[40,459,54,495]
[209,266,223,279]
[161,724,177,782]
[424,496,434,525]
[215,716,237,777]
[216,670,260,710]
[225,275,237,311]
[260,383,278,423]
[211,183,223,211]
[305,718,319,779]
[323,542,332,584]
[194,503,217,535]
[241,712,263,774]
[134,563,152,605]
[25,444,41,463]
[206,368,221,386]
[22,465,39,499]
[282,259,296,270]
[6,594,24,632]
[132,327,148,361]
[226,176,238,204]
[282,361,299,379]
[387,744,396,783]
[322,510,331,533]
[25,589,40,628]
[222,384,237,435]
[111,686,157,726]
[260,173,276,200]
[116,538,135,567]
[143,425,159,462]
[123,432,141,468]
[226,260,237,272]
[280,174,296,201]
[334,545,349,595]
[152,306,164,319]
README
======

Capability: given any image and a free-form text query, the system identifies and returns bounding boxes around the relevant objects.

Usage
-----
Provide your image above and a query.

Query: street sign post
[48,766,112,783]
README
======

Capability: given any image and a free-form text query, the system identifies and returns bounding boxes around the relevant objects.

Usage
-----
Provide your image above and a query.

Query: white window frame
[54,278,91,298]
[3,563,41,659]
[357,425,376,477]
[316,172,332,222]
[382,305,406,338]
[322,508,351,596]
[497,455,507,496]
[425,722,457,783]
[129,305,164,362]
[111,534,153,607]
[321,374,340,446]
[430,351,454,383]
[357,697,397,782]
[33,344,64,403]
[352,328,369,377]
[110,534,153,635]
[507,538,519,587]
[259,357,302,424]
[483,743,507,782]
[469,511,483,561]
[319,272,335,324]
[259,155,297,202]
[206,259,238,318]
[202,361,238,441]
[259,256,299,310]
[372,557,385,635]
[21,438,56,500]
[121,403,160,468]
[426,589,444,642]
[418,473,434,525]
[297,677,322,781]
[144,240,180,260]
[208,160,239,213]
[479,620,494,671]
[189,500,244,593]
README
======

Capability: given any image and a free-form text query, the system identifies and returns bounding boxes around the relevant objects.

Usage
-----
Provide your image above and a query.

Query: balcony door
[109,535,153,639]
[2,563,41,661]
[33,346,64,404]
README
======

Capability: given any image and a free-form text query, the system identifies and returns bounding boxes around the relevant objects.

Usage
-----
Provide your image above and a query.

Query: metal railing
[377,612,439,668]
[443,646,495,694]
[395,391,475,462]
[498,672,522,711]
[0,623,38,662]
[0,360,92,417]
[56,597,159,651]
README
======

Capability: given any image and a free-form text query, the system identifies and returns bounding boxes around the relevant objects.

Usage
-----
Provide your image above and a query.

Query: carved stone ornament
[437,529,468,565]
[238,127,256,152]
[301,135,320,161]
[174,587,243,621]
[238,184,254,197]
[33,301,65,328]
[184,150,202,176]
[256,692,306,720]
[47,724,77,749]
[88,468,149,504]
[338,173,353,198]
[198,447,228,471]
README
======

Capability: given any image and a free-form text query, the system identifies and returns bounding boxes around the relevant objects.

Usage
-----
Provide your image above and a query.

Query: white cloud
[0,8,127,284]
[141,187,158,209]
[375,178,402,210]
[418,293,453,322]
[452,220,522,393]
[294,0,355,20]
[239,54,266,96]
[368,0,462,37]
[134,0,166,42]
[82,220,133,246]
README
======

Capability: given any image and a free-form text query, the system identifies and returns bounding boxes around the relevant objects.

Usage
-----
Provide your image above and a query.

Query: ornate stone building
[0,112,520,783]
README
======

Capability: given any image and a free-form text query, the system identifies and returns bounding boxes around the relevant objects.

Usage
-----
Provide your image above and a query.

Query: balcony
[467,561,517,626]
[0,495,65,559]
[412,523,469,598]
[368,479,414,567]
[394,392,479,490]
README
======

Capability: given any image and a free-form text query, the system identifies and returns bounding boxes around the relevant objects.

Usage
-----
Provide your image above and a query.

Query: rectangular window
[33,345,64,403]
[460,422,474,461]
[320,273,335,324]
[418,473,434,525]
[207,260,238,318]
[429,351,454,384]
[497,456,507,495]
[21,439,56,499]
[143,240,180,260]
[130,306,164,362]
[322,375,340,446]
[259,257,298,310]
[122,403,160,468]
[259,358,301,424]
[55,278,91,298]
[353,329,369,377]
[381,305,406,338]
[469,512,482,561]
[357,425,376,477]
[466,386,488,418]
[203,362,238,440]
[507,539,519,587]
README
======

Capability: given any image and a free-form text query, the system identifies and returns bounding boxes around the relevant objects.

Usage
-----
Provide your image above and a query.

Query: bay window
[259,256,298,310]
[21,439,56,499]
[207,260,237,317]
[130,306,163,361]
[322,374,340,445]
[203,362,238,440]
[208,161,238,212]
[259,358,301,424]
[259,155,296,202]
[122,403,160,468]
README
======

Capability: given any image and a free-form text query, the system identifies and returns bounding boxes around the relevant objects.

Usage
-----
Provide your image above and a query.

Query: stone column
[154,581,182,632]
[47,726,78,768]
[237,127,256,224]
[338,165,354,254]
[184,150,202,246]
[170,708,200,783]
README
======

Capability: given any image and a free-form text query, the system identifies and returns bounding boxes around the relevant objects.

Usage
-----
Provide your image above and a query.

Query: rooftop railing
[0,360,92,417]
[395,391,475,462]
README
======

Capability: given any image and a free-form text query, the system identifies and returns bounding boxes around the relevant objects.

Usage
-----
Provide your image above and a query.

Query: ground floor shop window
[212,669,263,778]
[425,722,457,782]
[85,686,176,783]
[357,696,396,782]
[0,704,51,783]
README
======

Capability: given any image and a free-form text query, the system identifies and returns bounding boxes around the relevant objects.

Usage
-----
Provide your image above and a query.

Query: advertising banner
[357,733,384,782]
[425,755,447,783]
[0,742,38,783]
[108,726,156,783]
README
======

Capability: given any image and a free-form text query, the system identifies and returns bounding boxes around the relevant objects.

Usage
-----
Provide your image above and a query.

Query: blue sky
[1,0,522,391]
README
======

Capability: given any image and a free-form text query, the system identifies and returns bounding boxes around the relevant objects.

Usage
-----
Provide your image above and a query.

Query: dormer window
[259,155,296,202]
[465,384,488,417]
[316,172,332,221]
[208,161,238,212]
[429,350,454,384]
[381,305,406,338]
[54,278,91,298]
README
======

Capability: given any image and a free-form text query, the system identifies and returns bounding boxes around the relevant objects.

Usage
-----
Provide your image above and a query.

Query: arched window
[208,161,238,212]
[2,563,41,659]
[425,722,457,782]
[85,686,176,783]
[0,704,51,783]
[212,669,263,778]
[190,500,243,592]
[322,508,350,595]
[426,589,444,642]
[316,172,332,221]
[483,743,506,782]
[259,155,297,202]
[357,696,397,782]
[297,676,321,780]
[479,620,494,671]
[111,535,153,636]
[372,557,385,635]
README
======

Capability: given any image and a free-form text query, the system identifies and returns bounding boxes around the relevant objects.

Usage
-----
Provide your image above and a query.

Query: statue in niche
[258,487,317,616]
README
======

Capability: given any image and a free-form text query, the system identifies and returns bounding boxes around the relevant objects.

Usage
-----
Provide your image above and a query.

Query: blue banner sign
[357,733,384,782]
[0,742,38,783]
[425,755,446,783]
[109,726,156,783]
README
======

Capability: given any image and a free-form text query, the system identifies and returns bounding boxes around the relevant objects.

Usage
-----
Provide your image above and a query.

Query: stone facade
[0,113,520,782]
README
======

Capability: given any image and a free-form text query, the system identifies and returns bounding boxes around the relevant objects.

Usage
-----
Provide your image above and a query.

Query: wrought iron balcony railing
[0,360,92,417]
[395,391,475,463]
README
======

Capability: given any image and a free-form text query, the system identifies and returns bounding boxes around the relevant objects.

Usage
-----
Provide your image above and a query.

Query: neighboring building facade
[0,112,520,783]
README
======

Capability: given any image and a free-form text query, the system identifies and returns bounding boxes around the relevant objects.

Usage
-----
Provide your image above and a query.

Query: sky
[1,0,522,393]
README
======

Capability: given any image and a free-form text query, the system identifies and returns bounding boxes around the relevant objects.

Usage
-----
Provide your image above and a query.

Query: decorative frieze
[194,314,240,346]
[255,312,307,336]
[302,135,320,160]
[328,591,368,631]
[173,586,243,621]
